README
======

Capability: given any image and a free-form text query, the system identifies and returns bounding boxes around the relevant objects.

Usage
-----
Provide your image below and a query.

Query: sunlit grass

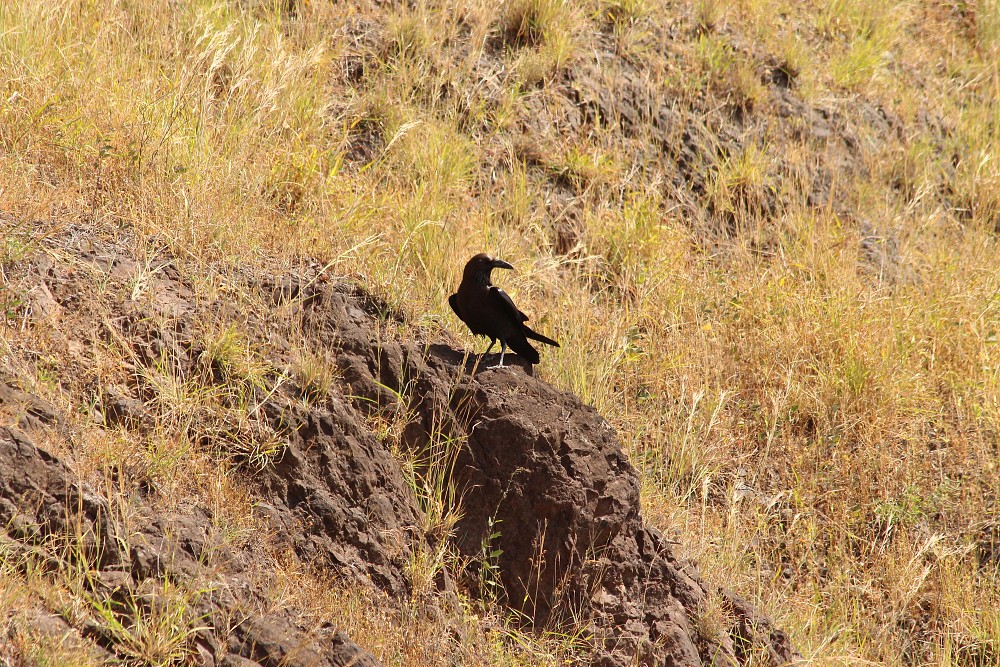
[2,0,1000,664]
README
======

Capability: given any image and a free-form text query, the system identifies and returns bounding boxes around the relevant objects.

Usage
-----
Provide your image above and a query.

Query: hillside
[2,0,999,665]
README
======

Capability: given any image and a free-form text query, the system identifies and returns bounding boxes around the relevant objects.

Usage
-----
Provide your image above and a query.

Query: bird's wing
[489,287,529,323]
[448,293,462,319]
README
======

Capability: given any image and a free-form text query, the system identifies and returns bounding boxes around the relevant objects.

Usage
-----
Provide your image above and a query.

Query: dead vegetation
[2,0,999,664]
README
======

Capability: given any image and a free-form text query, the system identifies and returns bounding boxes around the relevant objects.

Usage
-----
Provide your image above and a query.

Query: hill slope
[2,0,999,664]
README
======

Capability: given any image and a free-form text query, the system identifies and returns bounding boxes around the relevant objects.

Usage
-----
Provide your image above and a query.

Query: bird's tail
[522,325,559,348]
[507,332,541,364]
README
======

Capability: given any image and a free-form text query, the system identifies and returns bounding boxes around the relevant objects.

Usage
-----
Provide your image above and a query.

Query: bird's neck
[474,272,492,287]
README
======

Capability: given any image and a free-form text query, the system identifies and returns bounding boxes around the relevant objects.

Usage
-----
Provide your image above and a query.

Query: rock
[309,283,800,667]
[235,615,384,667]
[416,353,721,664]
[220,656,265,667]
[254,396,421,597]
[0,422,124,569]
[0,380,59,430]
[330,631,384,667]
[722,591,799,666]
[26,281,60,322]
[8,611,119,664]
[1,230,797,667]
[977,516,999,567]
[237,614,327,667]
[100,385,147,429]
[14,610,73,639]
[92,569,134,595]
[0,407,384,667]
[196,642,217,667]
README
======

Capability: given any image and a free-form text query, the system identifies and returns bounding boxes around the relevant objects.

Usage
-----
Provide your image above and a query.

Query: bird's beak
[491,258,514,271]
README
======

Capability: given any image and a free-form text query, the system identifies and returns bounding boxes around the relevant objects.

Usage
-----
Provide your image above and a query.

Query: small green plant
[873,485,933,537]
[693,33,764,108]
[2,227,35,264]
[478,516,505,603]
[551,144,617,189]
[2,289,24,324]
[515,32,576,85]
[602,0,648,23]
[708,143,772,227]
[406,423,465,543]
[84,577,209,667]
[199,324,270,388]
[776,32,808,85]
[290,348,337,404]
[831,36,886,88]
[695,33,736,78]
[730,60,765,110]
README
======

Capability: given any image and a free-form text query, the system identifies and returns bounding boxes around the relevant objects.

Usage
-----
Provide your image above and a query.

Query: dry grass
[261,557,583,666]
[2,0,1000,664]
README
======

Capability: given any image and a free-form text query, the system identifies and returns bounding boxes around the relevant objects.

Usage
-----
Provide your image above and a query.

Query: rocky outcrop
[0,417,385,667]
[254,385,421,597]
[308,282,800,666]
[1,232,797,665]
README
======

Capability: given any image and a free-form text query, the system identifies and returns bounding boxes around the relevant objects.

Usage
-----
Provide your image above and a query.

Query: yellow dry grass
[2,0,999,664]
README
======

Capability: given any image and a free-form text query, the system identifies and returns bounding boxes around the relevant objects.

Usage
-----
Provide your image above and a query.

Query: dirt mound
[1,229,797,665]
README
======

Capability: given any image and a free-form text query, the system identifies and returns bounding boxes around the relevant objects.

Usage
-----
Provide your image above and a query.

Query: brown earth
[1,227,796,665]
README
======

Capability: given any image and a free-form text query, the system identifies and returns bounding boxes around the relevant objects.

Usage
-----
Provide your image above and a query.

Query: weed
[972,0,1000,54]
[831,36,887,88]
[695,0,726,33]
[499,0,569,48]
[290,347,338,404]
[477,516,505,604]
[694,589,730,644]
[198,323,270,388]
[602,0,649,23]
[84,577,209,667]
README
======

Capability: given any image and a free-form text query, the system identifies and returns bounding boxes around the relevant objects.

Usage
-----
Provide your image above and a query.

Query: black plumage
[449,253,559,366]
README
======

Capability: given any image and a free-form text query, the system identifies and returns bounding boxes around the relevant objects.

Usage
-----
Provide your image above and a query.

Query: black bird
[449,253,560,367]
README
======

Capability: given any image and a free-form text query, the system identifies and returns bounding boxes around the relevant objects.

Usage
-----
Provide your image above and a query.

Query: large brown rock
[0,423,124,570]
[3,230,797,666]
[309,283,799,667]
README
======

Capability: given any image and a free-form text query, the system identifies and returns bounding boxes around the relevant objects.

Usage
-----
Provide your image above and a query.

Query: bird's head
[463,253,513,285]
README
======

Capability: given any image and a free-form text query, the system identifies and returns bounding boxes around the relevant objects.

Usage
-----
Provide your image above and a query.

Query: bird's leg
[483,338,496,356]
[496,340,506,368]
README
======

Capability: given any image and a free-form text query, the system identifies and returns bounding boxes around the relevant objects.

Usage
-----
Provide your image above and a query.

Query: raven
[449,253,559,366]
